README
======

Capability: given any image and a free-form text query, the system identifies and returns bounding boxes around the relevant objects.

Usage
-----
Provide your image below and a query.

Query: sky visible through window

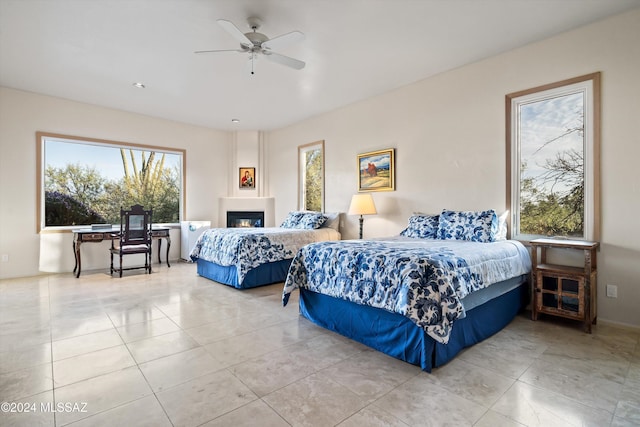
[45,139,181,180]
[519,92,584,193]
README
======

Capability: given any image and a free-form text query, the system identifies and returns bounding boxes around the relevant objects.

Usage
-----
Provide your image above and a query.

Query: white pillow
[321,212,341,231]
[495,211,509,241]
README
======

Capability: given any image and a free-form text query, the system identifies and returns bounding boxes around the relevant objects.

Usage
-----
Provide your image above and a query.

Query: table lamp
[348,194,377,239]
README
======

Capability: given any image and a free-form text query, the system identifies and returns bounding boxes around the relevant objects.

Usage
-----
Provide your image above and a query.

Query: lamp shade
[348,194,377,216]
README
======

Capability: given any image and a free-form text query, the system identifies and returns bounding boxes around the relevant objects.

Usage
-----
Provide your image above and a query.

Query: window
[506,73,600,241]
[37,132,185,231]
[298,140,324,212]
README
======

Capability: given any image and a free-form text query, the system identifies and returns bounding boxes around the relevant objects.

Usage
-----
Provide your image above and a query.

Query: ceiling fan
[195,17,305,75]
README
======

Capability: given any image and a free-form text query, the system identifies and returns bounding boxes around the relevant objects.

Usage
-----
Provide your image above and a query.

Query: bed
[189,211,341,289]
[282,210,532,372]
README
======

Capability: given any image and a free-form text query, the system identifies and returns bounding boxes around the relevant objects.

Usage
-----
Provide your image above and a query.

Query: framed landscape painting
[357,148,395,192]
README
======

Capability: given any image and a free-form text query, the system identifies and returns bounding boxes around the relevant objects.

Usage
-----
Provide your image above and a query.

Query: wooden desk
[72,227,171,278]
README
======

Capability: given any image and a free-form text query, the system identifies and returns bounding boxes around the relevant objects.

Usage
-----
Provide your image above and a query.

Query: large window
[506,73,600,241]
[37,132,185,231]
[298,140,324,212]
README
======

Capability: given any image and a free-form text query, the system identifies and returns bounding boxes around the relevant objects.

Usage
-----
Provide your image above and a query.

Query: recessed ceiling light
[133,82,145,89]
[231,119,240,123]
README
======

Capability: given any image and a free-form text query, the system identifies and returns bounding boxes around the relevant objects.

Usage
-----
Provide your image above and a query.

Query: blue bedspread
[190,227,339,285]
[282,237,531,344]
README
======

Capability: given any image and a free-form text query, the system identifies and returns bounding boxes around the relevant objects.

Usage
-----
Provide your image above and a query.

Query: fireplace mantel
[219,197,275,228]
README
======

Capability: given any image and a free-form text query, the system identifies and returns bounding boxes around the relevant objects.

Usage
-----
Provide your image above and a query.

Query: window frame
[506,73,601,241]
[297,140,325,212]
[36,132,186,233]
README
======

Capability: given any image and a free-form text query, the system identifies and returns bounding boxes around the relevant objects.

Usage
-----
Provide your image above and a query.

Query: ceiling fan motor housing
[244,31,269,50]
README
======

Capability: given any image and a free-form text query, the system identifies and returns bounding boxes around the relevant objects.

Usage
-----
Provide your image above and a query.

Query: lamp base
[358,215,364,239]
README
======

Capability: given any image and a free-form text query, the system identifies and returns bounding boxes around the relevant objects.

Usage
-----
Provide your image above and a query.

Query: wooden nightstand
[530,238,599,333]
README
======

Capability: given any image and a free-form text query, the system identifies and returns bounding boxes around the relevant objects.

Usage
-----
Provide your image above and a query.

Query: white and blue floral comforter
[282,237,531,344]
[190,227,340,285]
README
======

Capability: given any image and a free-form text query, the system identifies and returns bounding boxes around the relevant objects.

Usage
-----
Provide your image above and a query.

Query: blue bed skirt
[196,258,292,289]
[299,276,528,372]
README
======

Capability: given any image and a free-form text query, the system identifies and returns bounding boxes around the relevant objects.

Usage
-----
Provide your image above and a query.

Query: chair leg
[110,252,114,275]
[119,254,123,277]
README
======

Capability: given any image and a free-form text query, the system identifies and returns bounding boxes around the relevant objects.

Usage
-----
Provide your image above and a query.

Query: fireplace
[227,211,264,228]
[219,197,274,228]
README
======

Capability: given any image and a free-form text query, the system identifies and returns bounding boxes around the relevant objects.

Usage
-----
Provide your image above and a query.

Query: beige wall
[266,10,640,327]
[0,87,230,279]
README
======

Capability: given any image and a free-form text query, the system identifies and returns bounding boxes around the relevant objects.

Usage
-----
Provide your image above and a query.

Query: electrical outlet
[1,254,8,262]
[606,284,618,298]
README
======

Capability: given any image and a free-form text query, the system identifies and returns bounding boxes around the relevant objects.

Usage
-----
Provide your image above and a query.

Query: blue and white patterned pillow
[400,214,439,239]
[436,209,498,243]
[296,212,327,229]
[280,211,303,228]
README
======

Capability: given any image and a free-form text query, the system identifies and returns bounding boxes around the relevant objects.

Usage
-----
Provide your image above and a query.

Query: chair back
[120,204,152,246]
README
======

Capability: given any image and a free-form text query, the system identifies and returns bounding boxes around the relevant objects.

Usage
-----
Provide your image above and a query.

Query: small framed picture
[357,148,395,192]
[239,167,255,189]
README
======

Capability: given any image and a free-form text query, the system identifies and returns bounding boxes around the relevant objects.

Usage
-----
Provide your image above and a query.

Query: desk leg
[155,237,171,267]
[166,236,171,268]
[75,241,82,278]
[73,240,78,273]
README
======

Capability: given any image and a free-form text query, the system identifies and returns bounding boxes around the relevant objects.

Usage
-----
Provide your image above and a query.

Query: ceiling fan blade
[194,49,244,54]
[262,31,305,51]
[217,19,253,48]
[264,51,305,70]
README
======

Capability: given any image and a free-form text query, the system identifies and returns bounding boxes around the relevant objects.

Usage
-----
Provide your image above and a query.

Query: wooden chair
[110,204,153,277]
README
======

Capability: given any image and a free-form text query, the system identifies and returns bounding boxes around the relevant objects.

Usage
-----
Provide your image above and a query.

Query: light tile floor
[1,262,638,426]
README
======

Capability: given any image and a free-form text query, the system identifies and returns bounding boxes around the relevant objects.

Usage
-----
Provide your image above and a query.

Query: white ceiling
[1,0,639,131]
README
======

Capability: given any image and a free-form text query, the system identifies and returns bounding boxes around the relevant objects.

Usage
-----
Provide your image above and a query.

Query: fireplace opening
[227,211,264,228]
